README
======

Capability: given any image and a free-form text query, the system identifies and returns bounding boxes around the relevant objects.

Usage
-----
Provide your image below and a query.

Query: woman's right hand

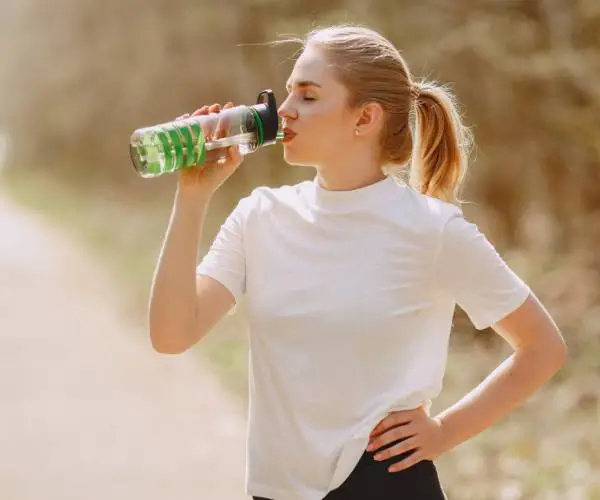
[176,102,243,195]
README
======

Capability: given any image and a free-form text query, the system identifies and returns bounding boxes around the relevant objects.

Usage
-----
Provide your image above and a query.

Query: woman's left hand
[366,405,448,472]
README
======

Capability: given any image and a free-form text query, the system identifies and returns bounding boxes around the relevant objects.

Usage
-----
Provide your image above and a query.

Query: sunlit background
[0,1,598,499]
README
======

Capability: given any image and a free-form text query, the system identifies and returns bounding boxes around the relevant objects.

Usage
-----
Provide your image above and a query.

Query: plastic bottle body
[129,105,261,178]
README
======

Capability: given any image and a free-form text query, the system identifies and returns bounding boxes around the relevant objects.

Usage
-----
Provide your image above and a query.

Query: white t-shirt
[197,176,530,500]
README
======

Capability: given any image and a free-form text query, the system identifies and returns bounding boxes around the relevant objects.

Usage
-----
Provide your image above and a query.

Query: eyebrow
[285,80,322,91]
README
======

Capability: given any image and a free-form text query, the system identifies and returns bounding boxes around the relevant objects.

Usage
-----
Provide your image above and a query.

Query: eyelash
[286,90,316,102]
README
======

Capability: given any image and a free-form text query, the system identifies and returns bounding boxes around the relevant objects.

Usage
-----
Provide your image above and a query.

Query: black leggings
[253,445,446,499]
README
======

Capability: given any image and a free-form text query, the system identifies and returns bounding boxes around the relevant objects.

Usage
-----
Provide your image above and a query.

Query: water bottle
[129,89,281,178]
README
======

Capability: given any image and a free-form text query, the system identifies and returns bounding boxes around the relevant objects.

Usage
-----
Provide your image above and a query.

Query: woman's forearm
[435,344,567,453]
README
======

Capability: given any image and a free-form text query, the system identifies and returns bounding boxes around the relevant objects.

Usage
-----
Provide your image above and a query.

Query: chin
[282,148,316,167]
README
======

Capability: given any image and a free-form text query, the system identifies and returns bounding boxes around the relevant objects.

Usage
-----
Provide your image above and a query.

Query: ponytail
[410,81,472,204]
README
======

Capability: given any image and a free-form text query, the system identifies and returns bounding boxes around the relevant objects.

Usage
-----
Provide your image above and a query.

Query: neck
[314,150,386,192]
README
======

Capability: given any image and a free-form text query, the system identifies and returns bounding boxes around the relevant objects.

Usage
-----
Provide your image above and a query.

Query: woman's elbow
[531,334,568,374]
[548,336,568,368]
[149,324,193,355]
[150,337,187,355]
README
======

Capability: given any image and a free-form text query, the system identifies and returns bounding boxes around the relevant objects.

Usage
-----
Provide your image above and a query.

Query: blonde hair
[287,25,472,204]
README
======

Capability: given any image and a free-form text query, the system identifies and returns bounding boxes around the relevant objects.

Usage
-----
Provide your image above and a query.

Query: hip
[253,446,446,500]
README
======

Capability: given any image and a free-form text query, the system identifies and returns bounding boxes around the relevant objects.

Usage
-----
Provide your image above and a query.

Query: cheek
[302,106,350,144]
[302,100,341,124]
[283,102,354,163]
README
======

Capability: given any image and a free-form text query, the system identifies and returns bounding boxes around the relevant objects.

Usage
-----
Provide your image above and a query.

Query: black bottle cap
[251,89,279,146]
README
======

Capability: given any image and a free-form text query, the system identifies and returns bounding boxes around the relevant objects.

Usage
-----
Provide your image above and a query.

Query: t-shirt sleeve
[435,212,531,330]
[196,197,249,303]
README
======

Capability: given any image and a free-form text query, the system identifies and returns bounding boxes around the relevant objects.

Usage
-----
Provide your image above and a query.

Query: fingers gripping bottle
[129,90,281,178]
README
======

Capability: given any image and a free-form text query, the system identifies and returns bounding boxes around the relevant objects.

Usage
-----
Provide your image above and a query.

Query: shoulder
[393,181,463,233]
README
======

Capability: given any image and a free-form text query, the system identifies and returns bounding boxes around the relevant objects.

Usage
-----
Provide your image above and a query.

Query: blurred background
[0,0,599,498]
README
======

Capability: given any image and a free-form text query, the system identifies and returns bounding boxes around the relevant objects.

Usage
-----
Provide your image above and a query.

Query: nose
[278,94,297,121]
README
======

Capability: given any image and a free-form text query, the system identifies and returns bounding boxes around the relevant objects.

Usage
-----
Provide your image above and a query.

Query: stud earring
[355,129,360,136]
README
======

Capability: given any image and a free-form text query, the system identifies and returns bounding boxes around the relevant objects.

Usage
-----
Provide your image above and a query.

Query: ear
[355,102,384,136]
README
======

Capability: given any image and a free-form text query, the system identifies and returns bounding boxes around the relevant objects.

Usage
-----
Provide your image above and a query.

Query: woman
[149,25,567,500]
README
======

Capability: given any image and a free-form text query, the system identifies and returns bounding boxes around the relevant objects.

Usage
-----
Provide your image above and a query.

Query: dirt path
[0,193,248,500]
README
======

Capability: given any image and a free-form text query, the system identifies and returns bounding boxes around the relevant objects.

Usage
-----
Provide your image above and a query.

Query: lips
[282,127,297,143]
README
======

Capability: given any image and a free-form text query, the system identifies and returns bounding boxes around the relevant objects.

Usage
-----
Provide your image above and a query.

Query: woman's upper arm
[492,292,567,358]
[436,213,567,361]
[192,195,250,342]
[193,274,237,342]
[436,213,531,330]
